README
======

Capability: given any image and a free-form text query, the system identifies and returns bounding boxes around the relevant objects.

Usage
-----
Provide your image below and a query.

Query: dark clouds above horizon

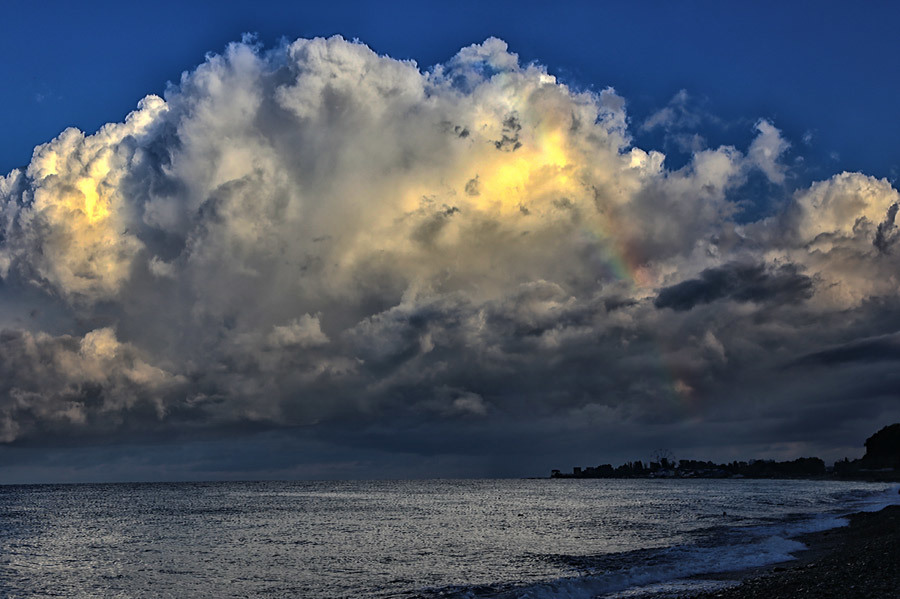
[1,36,898,482]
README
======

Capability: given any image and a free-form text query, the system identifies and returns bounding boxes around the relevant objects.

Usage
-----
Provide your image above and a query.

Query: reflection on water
[0,479,895,598]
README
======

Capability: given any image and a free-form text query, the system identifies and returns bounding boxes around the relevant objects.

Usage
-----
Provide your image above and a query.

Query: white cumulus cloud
[0,35,897,460]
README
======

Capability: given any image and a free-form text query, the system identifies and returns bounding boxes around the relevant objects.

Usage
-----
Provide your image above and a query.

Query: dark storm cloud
[654,262,813,311]
[0,327,186,442]
[790,333,900,367]
[873,202,899,254]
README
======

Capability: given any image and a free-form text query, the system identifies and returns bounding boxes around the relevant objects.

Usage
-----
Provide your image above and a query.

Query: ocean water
[0,479,897,598]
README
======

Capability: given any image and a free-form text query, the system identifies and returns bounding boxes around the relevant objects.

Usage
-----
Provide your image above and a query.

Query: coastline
[677,502,900,599]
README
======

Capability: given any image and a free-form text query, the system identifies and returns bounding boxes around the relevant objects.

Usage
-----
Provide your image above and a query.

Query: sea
[1,479,897,598]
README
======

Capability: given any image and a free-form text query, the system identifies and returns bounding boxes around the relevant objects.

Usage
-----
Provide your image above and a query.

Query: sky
[1,1,898,483]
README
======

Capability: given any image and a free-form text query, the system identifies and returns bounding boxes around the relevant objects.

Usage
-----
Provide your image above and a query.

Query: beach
[684,503,900,599]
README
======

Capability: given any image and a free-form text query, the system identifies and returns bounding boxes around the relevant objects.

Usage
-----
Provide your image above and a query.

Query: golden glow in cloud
[475,129,574,215]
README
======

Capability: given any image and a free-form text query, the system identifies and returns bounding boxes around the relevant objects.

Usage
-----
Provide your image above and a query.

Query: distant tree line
[552,456,826,479]
[551,423,900,481]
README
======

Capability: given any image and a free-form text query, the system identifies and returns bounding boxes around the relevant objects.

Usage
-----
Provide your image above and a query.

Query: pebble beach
[684,503,900,599]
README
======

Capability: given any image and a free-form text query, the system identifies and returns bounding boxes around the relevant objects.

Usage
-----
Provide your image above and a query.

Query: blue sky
[1,1,899,482]
[2,1,897,180]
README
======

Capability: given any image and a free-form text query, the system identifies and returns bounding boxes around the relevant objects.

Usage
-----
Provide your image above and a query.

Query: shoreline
[675,502,900,599]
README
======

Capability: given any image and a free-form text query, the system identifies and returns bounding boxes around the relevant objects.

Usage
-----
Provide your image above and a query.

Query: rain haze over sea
[2,479,897,598]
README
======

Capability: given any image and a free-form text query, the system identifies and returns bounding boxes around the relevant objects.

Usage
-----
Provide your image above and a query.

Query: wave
[414,535,802,599]
[413,484,899,599]
[839,483,900,513]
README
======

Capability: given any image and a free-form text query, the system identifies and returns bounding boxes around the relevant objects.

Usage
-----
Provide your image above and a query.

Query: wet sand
[681,503,900,599]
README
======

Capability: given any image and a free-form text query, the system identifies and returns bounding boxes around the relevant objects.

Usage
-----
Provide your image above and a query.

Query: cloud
[267,314,329,349]
[654,262,813,311]
[747,119,790,184]
[790,332,900,367]
[0,97,166,302]
[793,172,900,242]
[873,202,898,254]
[0,327,184,442]
[641,90,704,134]
[0,36,898,473]
[639,90,721,155]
